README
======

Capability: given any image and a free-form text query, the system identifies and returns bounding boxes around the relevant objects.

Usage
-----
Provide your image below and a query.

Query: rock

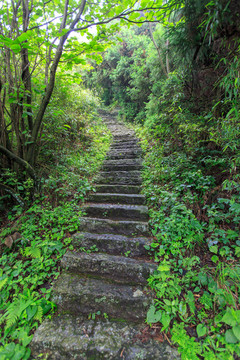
[4,232,22,248]
[30,314,180,360]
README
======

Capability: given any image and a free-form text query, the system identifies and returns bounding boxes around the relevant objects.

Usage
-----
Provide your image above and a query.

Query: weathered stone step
[31,314,179,360]
[103,158,142,166]
[113,134,136,141]
[106,152,141,160]
[102,163,142,171]
[108,148,141,155]
[72,232,151,257]
[112,140,139,147]
[52,273,153,320]
[94,185,141,194]
[109,145,140,152]
[83,203,148,221]
[78,217,150,237]
[61,252,156,285]
[87,193,145,205]
[96,171,142,185]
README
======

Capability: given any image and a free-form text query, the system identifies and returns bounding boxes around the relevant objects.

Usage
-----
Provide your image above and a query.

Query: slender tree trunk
[149,23,168,78]
[166,27,170,74]
[26,0,87,166]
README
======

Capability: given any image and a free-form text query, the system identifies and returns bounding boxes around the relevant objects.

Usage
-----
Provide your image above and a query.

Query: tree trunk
[149,23,168,78]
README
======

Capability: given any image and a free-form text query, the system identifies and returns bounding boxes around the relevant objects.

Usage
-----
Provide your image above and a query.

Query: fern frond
[24,246,41,259]
[34,305,43,322]
[0,278,8,291]
[5,297,33,329]
[5,300,20,329]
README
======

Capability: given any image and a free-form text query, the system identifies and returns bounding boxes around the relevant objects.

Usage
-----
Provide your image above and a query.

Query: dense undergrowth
[136,119,240,359]
[0,85,111,359]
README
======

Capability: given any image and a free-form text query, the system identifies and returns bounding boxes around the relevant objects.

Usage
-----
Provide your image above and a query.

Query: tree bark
[0,145,37,182]
[149,23,168,78]
[26,0,87,166]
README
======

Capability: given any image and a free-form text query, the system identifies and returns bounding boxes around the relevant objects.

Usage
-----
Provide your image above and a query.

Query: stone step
[102,163,142,171]
[83,203,148,221]
[113,135,136,141]
[87,193,145,205]
[96,171,142,185]
[52,273,153,320]
[108,148,141,155]
[94,185,141,194]
[103,158,142,166]
[112,140,139,147]
[30,314,179,360]
[78,217,150,237]
[61,252,156,285]
[72,232,151,257]
[109,145,140,152]
[106,152,141,160]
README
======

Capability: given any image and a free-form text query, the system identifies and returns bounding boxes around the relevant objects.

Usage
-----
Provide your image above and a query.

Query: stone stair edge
[30,313,180,360]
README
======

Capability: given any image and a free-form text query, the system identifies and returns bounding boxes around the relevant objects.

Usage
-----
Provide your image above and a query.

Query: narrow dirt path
[30,111,179,359]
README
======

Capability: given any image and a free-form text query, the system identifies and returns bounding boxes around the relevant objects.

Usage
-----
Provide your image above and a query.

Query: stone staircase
[30,112,179,360]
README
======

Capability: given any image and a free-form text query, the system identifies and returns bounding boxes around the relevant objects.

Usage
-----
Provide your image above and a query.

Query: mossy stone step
[87,193,145,205]
[72,232,151,257]
[103,158,142,166]
[107,148,141,156]
[78,217,150,237]
[61,252,156,285]
[93,185,141,194]
[51,273,153,321]
[109,145,141,152]
[30,314,180,360]
[112,141,139,148]
[112,134,136,140]
[106,153,141,160]
[83,203,148,221]
[102,163,142,171]
[96,171,142,185]
[101,159,143,174]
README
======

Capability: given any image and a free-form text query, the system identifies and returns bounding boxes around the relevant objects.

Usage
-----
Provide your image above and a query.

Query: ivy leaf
[26,305,37,321]
[146,305,161,324]
[232,325,240,341]
[225,329,238,344]
[196,324,207,337]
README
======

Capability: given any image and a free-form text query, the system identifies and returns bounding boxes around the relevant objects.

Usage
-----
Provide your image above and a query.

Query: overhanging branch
[0,145,37,182]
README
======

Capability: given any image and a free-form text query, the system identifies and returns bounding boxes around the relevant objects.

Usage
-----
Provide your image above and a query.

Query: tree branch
[0,145,37,181]
[0,182,25,207]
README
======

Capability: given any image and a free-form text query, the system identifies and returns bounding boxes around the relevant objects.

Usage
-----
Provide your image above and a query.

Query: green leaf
[225,329,239,344]
[16,33,29,43]
[26,305,37,321]
[157,264,170,272]
[146,305,162,324]
[221,309,237,326]
[196,324,207,337]
[161,312,171,330]
[211,255,219,263]
[232,325,240,340]
[209,245,218,254]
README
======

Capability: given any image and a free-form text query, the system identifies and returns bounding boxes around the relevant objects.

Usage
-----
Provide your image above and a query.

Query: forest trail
[30,111,179,359]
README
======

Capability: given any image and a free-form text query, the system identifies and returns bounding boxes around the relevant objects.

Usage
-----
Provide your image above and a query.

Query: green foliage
[0,95,110,358]
[136,120,240,358]
[85,25,152,121]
